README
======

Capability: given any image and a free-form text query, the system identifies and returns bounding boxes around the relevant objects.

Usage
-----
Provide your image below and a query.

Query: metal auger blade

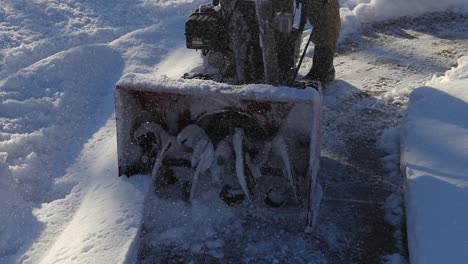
[189,139,214,201]
[246,154,262,181]
[245,141,271,180]
[189,160,202,201]
[273,133,299,203]
[211,140,232,183]
[305,182,323,233]
[233,128,252,202]
[151,140,173,189]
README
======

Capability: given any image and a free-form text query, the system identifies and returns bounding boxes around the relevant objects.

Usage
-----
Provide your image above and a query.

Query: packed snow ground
[401,56,468,264]
[0,0,467,263]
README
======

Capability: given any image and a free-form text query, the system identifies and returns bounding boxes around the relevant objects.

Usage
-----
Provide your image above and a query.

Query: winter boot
[304,46,336,83]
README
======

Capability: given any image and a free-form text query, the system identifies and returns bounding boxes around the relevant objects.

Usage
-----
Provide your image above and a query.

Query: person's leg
[305,0,341,82]
[229,11,250,84]
[256,0,279,84]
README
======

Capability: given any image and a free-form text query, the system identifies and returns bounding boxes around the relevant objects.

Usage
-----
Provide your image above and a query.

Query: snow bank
[0,44,123,199]
[30,121,150,264]
[0,44,125,262]
[401,56,468,264]
[0,0,465,262]
[339,0,468,40]
[0,154,36,259]
[0,1,199,262]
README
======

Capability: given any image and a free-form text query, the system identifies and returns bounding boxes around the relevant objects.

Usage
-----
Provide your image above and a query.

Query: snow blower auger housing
[115,0,323,231]
[115,78,322,230]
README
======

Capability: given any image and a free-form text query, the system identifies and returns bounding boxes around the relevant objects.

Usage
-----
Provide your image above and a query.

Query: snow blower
[115,0,323,231]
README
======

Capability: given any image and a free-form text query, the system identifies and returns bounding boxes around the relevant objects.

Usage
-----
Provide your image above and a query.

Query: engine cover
[185,4,228,51]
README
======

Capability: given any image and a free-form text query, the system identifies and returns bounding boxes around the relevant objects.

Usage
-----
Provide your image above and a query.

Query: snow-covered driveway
[0,0,467,263]
[138,12,468,263]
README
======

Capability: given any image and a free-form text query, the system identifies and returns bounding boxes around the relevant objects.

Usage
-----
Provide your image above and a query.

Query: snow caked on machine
[115,0,323,231]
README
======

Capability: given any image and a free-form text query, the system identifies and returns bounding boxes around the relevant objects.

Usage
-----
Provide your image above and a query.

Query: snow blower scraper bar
[115,77,322,230]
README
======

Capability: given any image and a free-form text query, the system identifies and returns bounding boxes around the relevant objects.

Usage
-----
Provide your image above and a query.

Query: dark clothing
[308,0,341,50]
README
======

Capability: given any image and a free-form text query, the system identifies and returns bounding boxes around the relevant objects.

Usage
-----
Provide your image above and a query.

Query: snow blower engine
[115,0,323,231]
[184,0,309,84]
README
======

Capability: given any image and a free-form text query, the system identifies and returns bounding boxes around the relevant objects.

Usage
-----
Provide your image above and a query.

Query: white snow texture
[339,0,468,40]
[0,0,467,263]
[401,56,468,264]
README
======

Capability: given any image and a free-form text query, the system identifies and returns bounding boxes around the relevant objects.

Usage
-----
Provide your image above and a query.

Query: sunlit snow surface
[0,0,467,263]
[401,56,468,264]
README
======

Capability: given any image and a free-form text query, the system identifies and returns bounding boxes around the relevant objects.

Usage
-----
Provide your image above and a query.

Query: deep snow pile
[0,1,203,262]
[0,0,467,263]
[401,56,468,264]
[339,0,468,40]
